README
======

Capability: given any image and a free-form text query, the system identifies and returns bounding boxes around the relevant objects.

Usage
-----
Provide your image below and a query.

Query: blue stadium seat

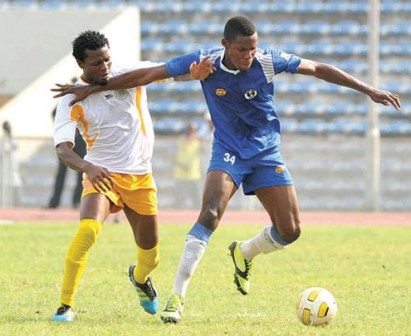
[330,20,364,36]
[149,98,206,116]
[154,118,186,134]
[280,118,300,133]
[268,20,301,35]
[141,21,161,35]
[98,0,125,9]
[339,60,368,73]
[333,120,367,135]
[179,99,207,114]
[298,119,336,134]
[190,21,221,35]
[5,0,38,8]
[148,98,178,114]
[380,22,411,36]
[379,103,410,117]
[380,120,411,136]
[381,43,411,56]
[380,62,410,74]
[141,39,164,52]
[148,81,202,93]
[333,2,369,14]
[381,2,411,13]
[383,82,411,95]
[158,20,190,35]
[301,20,330,35]
[67,0,97,9]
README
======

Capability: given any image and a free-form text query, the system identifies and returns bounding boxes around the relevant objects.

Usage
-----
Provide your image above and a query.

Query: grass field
[0,222,409,336]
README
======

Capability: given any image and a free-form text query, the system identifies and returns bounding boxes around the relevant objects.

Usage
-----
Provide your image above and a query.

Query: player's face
[222,33,258,72]
[78,46,112,85]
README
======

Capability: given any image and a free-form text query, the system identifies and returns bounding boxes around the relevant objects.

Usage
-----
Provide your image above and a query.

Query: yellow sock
[60,219,102,307]
[133,245,159,284]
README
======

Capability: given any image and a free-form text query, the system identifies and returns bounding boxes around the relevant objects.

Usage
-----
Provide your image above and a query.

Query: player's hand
[190,55,216,81]
[369,88,401,111]
[51,83,97,106]
[83,163,115,193]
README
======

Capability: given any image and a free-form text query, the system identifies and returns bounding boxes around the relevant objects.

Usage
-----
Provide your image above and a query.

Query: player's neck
[81,75,91,84]
[222,55,237,71]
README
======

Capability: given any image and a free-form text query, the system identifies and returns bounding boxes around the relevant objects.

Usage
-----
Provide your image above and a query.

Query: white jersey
[54,61,168,175]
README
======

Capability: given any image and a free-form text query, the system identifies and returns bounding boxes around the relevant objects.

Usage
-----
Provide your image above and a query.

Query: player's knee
[281,222,301,243]
[75,219,101,249]
[198,206,220,230]
[67,219,101,259]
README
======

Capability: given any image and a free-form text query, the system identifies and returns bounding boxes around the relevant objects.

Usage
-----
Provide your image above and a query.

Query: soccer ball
[296,287,337,327]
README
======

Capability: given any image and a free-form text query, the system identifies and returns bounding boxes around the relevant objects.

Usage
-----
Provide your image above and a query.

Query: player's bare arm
[51,57,214,104]
[297,58,401,111]
[56,142,114,192]
[51,64,168,105]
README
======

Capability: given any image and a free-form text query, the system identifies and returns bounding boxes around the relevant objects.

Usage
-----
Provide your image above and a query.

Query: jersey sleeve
[53,97,78,147]
[272,49,301,75]
[165,50,201,77]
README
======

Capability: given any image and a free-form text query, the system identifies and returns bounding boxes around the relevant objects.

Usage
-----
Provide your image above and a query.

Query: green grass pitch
[0,222,409,336]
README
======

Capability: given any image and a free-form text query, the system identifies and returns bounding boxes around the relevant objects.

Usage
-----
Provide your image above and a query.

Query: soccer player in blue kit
[53,16,401,323]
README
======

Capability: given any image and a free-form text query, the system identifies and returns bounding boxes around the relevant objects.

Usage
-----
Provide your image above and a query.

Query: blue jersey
[165,47,301,159]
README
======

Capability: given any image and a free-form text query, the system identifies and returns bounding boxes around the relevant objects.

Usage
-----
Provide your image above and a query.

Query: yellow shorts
[82,172,158,216]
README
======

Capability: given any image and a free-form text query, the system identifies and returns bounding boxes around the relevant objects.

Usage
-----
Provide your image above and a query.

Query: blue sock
[270,224,289,246]
[188,222,213,244]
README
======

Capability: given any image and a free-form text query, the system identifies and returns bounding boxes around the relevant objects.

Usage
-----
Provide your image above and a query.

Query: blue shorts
[207,142,294,195]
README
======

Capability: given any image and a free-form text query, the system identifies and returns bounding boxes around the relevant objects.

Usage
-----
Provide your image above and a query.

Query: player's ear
[76,59,84,69]
[221,38,229,48]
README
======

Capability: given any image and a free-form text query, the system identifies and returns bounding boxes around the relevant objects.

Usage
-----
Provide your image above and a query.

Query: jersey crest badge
[216,88,227,96]
[275,166,285,173]
[114,89,128,100]
[244,89,257,100]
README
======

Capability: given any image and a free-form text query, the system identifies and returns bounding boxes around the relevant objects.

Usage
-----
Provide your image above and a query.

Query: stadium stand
[0,0,410,210]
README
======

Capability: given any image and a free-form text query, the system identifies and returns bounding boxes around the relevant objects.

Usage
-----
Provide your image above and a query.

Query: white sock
[241,224,287,261]
[173,235,207,297]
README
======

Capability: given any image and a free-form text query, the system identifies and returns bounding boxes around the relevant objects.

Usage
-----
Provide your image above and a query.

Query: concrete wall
[0,6,140,145]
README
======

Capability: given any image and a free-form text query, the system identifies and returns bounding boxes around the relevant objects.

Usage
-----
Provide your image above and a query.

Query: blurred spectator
[173,122,202,209]
[1,121,22,206]
[48,102,87,209]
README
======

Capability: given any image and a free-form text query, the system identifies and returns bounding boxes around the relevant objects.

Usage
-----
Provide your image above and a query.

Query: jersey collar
[220,48,241,75]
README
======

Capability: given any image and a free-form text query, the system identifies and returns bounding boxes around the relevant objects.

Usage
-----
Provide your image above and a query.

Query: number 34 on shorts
[224,152,236,165]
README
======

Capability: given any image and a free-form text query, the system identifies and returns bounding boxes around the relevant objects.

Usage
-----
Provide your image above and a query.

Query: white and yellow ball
[296,287,337,327]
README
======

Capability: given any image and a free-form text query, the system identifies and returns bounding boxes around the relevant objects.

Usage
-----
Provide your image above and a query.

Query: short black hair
[72,30,110,61]
[223,16,256,42]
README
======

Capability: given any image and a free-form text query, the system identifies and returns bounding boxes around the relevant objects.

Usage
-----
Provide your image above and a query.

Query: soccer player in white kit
[50,30,210,322]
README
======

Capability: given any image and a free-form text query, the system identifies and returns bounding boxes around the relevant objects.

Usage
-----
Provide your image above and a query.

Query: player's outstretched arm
[297,58,401,111]
[51,83,98,101]
[51,64,170,105]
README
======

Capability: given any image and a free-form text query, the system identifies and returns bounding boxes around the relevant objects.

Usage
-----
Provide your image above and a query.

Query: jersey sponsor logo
[216,88,227,96]
[244,89,257,100]
[114,89,128,100]
[275,166,285,173]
